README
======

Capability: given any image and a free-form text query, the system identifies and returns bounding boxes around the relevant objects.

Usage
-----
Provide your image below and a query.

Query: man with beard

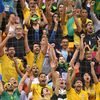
[0,67,31,100]
[66,67,88,100]
[31,64,39,84]
[24,29,48,72]
[84,21,100,48]
[78,21,100,48]
[31,73,52,100]
[0,32,24,82]
[7,24,25,60]
[0,81,21,100]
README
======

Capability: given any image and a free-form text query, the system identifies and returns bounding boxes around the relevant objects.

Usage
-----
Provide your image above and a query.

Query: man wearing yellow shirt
[24,30,48,72]
[31,73,52,100]
[0,33,24,82]
[66,67,88,100]
[20,0,41,25]
[90,62,100,100]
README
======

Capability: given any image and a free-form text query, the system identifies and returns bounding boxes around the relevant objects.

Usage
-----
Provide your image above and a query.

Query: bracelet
[0,75,2,81]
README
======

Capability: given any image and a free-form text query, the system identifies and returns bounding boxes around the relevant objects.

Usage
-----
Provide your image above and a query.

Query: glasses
[13,81,17,85]
[7,83,12,86]
[7,83,13,87]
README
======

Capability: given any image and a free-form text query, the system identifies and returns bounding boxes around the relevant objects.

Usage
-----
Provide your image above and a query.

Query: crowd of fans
[0,0,100,100]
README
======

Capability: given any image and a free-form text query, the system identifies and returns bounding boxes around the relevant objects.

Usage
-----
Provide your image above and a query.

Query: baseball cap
[30,14,39,21]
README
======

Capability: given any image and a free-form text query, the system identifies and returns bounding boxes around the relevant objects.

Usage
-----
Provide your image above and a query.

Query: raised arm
[46,0,54,16]
[49,18,58,43]
[66,67,73,90]
[40,10,48,27]
[76,0,82,8]
[53,72,60,96]
[48,44,57,62]
[90,62,99,84]
[95,38,100,62]
[69,45,80,67]
[50,60,59,96]
[90,1,99,25]
[13,58,24,77]
[79,34,85,60]
[74,15,82,33]
[19,0,26,9]
[18,67,31,92]
[0,32,13,56]
[24,29,30,53]
[40,36,48,55]
[71,62,80,83]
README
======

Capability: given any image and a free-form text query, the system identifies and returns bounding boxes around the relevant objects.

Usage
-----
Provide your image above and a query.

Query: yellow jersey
[61,15,68,37]
[31,84,52,100]
[26,51,45,72]
[0,54,24,82]
[95,82,100,100]
[84,84,96,100]
[67,88,88,100]
[0,59,2,75]
[22,6,41,23]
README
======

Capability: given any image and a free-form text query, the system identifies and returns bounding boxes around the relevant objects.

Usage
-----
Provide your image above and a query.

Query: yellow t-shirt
[67,88,88,100]
[26,51,45,72]
[62,15,68,37]
[62,24,68,37]
[84,84,96,100]
[0,60,2,75]
[16,58,24,71]
[0,54,24,82]
[31,84,52,100]
[22,6,41,23]
[95,82,100,100]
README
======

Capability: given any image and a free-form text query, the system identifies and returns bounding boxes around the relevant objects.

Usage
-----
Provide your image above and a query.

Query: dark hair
[61,36,68,41]
[51,12,62,33]
[41,87,45,97]
[73,77,82,85]
[82,72,94,90]
[86,21,93,27]
[57,3,64,12]
[8,13,16,20]
[58,3,64,8]
[33,42,40,46]
[52,13,60,20]
[39,72,46,77]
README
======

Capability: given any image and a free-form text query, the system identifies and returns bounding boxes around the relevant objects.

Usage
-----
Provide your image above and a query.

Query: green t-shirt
[1,88,20,100]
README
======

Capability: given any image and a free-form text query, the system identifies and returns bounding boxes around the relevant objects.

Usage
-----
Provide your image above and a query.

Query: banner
[94,0,100,14]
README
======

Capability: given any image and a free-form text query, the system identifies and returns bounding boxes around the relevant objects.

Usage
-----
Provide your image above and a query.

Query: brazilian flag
[94,0,100,14]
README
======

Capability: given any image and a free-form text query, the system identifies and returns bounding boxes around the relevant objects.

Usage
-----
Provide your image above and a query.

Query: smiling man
[0,32,24,82]
[31,73,52,100]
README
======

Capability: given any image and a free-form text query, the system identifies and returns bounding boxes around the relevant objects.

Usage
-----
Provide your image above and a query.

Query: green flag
[94,0,100,14]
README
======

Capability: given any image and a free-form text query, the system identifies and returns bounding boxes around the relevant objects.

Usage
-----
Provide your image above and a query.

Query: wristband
[0,74,2,81]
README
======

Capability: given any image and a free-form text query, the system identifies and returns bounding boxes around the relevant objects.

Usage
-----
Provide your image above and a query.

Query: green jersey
[1,88,20,100]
